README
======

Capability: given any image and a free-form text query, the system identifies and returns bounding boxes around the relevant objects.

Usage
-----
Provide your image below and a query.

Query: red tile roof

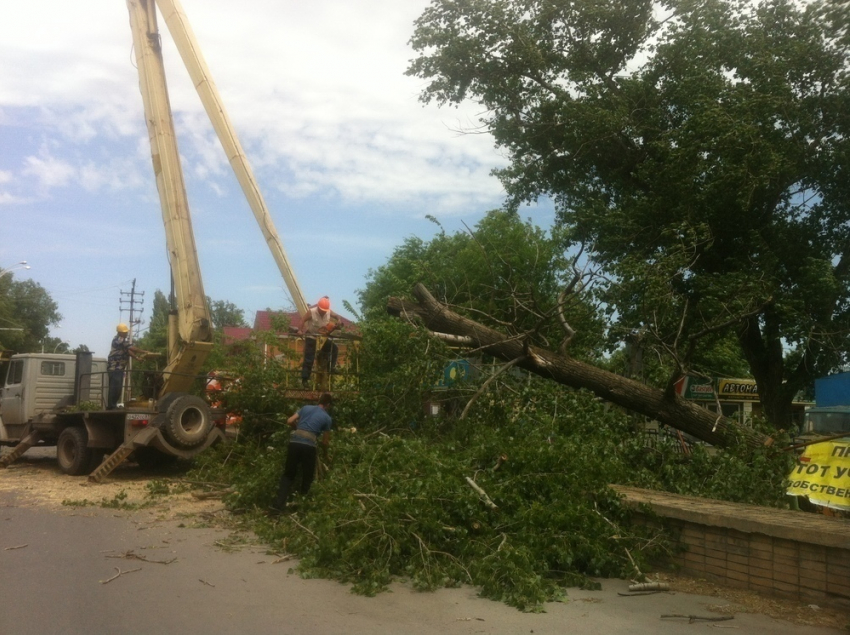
[222,326,253,344]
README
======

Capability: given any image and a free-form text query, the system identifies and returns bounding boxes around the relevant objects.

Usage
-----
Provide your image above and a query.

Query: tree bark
[737,313,799,430]
[388,284,772,450]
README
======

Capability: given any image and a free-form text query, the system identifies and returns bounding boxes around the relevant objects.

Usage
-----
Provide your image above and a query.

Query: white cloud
[22,154,75,189]
[18,151,146,195]
[78,161,145,193]
[0,192,32,205]
[0,0,534,353]
[2,0,508,215]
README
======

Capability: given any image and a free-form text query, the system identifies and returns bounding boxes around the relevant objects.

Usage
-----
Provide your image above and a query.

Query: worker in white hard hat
[106,323,147,409]
[299,296,344,388]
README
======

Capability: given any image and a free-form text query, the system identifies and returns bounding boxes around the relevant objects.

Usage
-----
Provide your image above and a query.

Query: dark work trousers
[301,337,339,382]
[274,442,318,510]
[107,369,125,409]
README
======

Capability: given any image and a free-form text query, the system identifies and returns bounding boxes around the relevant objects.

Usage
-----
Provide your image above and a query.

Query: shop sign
[717,378,759,401]
[675,376,715,401]
[675,376,759,401]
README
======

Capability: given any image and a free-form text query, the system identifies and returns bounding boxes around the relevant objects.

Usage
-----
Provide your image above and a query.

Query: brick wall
[615,486,850,608]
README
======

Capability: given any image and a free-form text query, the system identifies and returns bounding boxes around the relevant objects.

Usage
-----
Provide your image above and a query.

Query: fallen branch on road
[661,614,734,623]
[191,488,234,500]
[106,550,176,564]
[99,566,142,584]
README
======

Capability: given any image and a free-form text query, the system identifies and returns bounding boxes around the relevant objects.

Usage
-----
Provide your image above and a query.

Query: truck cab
[0,353,106,442]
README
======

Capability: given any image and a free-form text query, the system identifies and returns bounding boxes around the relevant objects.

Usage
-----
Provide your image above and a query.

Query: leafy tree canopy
[135,292,248,354]
[134,289,170,355]
[408,0,850,426]
[209,298,248,330]
[360,209,605,360]
[132,291,250,389]
[0,275,62,353]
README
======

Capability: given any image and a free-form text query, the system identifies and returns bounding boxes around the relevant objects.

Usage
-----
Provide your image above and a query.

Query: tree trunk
[388,284,773,450]
[737,314,796,429]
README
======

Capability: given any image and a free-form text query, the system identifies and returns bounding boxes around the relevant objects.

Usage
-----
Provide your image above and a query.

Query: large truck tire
[162,395,213,449]
[57,427,93,476]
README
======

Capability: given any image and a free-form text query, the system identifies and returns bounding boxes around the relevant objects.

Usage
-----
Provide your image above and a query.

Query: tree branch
[388,284,772,449]
[459,355,526,420]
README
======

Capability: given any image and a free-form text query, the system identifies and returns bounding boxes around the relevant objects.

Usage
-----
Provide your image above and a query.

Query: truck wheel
[162,395,213,449]
[57,427,93,476]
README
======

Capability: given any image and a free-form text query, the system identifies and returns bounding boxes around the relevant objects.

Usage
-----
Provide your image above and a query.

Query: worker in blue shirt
[272,392,333,513]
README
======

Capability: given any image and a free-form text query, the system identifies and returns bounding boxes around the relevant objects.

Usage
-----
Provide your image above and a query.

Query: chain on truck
[1,0,313,481]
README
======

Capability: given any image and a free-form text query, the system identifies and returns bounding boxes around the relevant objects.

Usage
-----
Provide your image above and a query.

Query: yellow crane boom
[126,0,212,395]
[155,0,308,317]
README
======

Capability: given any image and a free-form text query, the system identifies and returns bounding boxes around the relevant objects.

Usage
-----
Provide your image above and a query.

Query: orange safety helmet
[317,297,331,312]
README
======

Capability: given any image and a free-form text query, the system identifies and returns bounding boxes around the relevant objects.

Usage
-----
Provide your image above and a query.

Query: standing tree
[408,0,850,428]
[208,298,248,330]
[0,275,62,353]
[134,291,248,377]
[134,289,170,355]
[360,210,604,357]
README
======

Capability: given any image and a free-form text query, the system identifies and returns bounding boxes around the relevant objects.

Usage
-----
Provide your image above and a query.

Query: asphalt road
[0,491,845,635]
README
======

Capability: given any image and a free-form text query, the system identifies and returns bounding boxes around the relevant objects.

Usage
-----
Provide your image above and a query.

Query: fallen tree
[388,283,772,450]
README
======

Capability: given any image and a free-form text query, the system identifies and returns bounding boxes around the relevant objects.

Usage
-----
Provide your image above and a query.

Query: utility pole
[120,279,145,403]
[121,278,146,336]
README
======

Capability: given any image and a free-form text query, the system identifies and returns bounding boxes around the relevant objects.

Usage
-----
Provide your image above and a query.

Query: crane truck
[0,0,299,481]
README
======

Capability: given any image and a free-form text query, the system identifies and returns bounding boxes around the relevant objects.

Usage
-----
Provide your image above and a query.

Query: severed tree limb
[191,488,234,500]
[177,479,231,488]
[465,476,498,510]
[430,332,475,345]
[593,504,642,578]
[629,582,670,592]
[661,615,734,623]
[492,454,508,471]
[291,517,319,541]
[459,355,526,420]
[387,284,772,450]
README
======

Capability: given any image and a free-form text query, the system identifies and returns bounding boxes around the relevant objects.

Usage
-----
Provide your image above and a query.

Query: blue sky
[1,0,552,356]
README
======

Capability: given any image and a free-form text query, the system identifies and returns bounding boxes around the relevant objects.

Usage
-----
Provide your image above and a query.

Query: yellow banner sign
[717,378,759,401]
[786,440,850,511]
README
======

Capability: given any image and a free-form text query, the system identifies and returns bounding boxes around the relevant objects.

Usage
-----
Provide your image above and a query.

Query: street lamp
[0,261,31,280]
[41,325,62,353]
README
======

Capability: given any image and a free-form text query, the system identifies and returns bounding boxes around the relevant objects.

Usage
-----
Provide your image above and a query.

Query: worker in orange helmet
[300,296,343,387]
